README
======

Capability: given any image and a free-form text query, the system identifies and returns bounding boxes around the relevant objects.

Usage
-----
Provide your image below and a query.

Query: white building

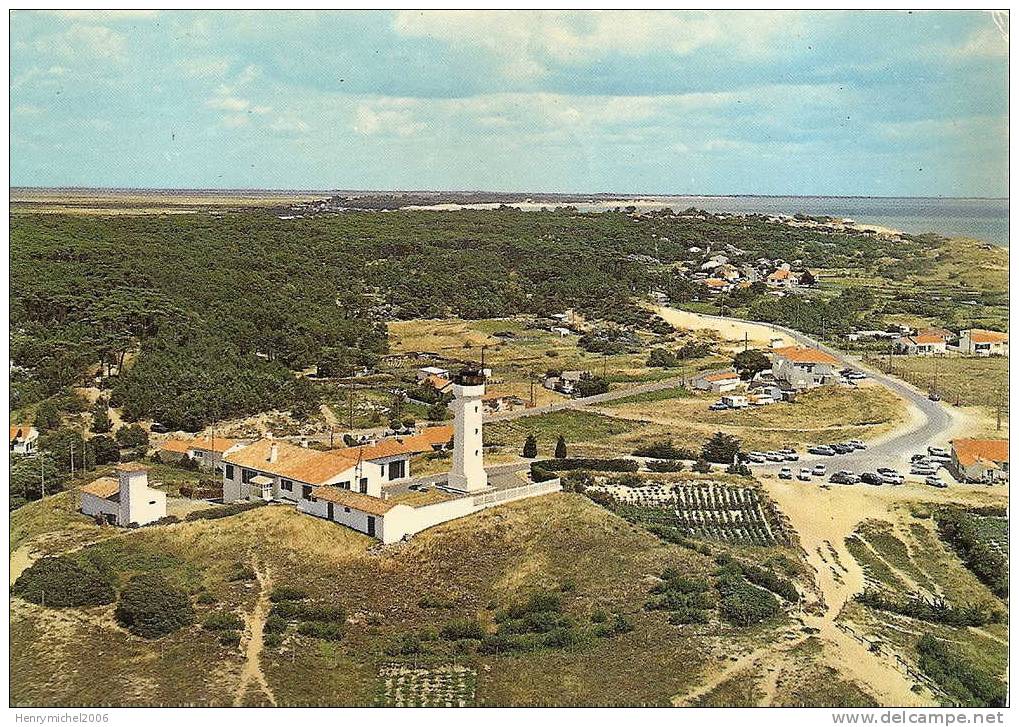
[692,370,744,393]
[159,435,248,471]
[447,368,489,493]
[958,329,1009,357]
[417,366,450,382]
[771,346,841,389]
[9,424,39,455]
[80,463,166,527]
[221,427,452,502]
[950,439,1008,484]
[893,332,948,356]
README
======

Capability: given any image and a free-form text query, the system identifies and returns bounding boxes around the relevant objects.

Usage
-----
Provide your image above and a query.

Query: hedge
[185,500,265,521]
[531,458,638,473]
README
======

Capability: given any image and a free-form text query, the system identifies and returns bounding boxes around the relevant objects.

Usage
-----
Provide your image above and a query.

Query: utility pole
[743,332,749,353]
[348,367,355,431]
[70,440,75,480]
[996,389,1003,431]
[40,452,45,499]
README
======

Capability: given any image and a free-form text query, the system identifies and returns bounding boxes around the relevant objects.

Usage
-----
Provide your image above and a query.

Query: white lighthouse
[447,366,489,492]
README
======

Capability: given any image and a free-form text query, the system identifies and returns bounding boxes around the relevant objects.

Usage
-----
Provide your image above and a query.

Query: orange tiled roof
[952,438,1008,467]
[81,477,120,499]
[9,424,37,443]
[225,440,361,485]
[416,425,454,447]
[967,329,1008,344]
[704,371,740,382]
[310,486,397,516]
[423,374,452,391]
[702,278,728,287]
[909,334,946,345]
[767,269,791,281]
[160,439,192,454]
[341,425,455,460]
[771,346,840,365]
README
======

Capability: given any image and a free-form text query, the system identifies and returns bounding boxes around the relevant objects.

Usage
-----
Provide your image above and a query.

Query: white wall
[81,492,119,522]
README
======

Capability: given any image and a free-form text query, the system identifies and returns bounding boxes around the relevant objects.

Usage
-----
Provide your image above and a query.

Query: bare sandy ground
[654,306,797,348]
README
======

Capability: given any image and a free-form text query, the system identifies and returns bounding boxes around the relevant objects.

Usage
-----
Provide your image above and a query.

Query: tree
[647,348,677,368]
[114,573,195,639]
[701,431,742,464]
[692,458,712,474]
[522,434,538,458]
[554,435,567,459]
[90,435,120,465]
[33,400,60,432]
[426,400,449,421]
[91,398,112,434]
[574,376,609,397]
[115,423,149,449]
[799,269,816,286]
[733,349,772,381]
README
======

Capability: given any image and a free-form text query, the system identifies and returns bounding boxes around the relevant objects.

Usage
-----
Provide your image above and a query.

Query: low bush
[203,610,244,631]
[269,586,308,602]
[717,574,781,626]
[530,465,558,483]
[716,556,799,602]
[668,608,710,625]
[219,631,242,647]
[226,564,256,582]
[417,593,456,609]
[440,617,486,641]
[646,459,685,472]
[632,441,696,460]
[115,574,196,638]
[264,632,283,649]
[264,615,288,634]
[298,621,344,640]
[270,601,346,623]
[918,634,1006,707]
[855,590,1001,627]
[593,614,634,637]
[12,555,116,608]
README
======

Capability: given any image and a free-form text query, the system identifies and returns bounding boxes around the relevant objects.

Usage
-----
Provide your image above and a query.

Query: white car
[766,451,785,462]
[778,467,793,479]
[746,452,767,464]
[881,472,905,485]
[925,476,947,488]
[927,446,950,458]
[812,464,827,477]
[797,468,812,481]
[847,439,866,450]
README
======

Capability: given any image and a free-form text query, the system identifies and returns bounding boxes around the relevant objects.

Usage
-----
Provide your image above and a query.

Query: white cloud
[39,10,159,21]
[951,24,1008,58]
[207,95,251,112]
[353,101,426,137]
[270,117,311,135]
[222,114,249,129]
[393,10,803,78]
[35,24,128,62]
[177,57,232,79]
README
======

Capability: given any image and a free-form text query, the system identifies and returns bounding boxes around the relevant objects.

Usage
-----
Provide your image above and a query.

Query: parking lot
[746,442,957,489]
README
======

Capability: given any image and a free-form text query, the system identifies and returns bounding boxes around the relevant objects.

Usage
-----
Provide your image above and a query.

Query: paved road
[679,311,957,477]
[382,461,530,495]
[485,375,688,423]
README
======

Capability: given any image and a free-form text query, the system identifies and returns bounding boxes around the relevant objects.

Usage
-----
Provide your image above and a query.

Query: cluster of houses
[416,365,528,413]
[542,369,590,397]
[692,344,843,407]
[892,328,1009,357]
[79,368,561,543]
[690,252,813,297]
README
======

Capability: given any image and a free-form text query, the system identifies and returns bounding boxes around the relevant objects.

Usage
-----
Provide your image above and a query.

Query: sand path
[655,306,797,348]
[234,557,277,707]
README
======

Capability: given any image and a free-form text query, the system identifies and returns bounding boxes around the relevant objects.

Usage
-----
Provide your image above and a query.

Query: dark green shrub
[185,500,265,521]
[717,575,781,626]
[264,615,288,634]
[269,586,309,602]
[203,610,244,631]
[440,617,486,641]
[531,458,638,473]
[12,555,116,608]
[264,632,283,649]
[632,441,696,460]
[594,614,635,637]
[668,608,710,625]
[918,635,1006,707]
[297,621,344,640]
[219,631,242,647]
[417,593,456,609]
[590,609,609,623]
[115,574,196,638]
[196,591,217,604]
[647,459,685,472]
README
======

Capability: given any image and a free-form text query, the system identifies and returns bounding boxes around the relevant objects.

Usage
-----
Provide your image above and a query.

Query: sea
[577,196,1009,247]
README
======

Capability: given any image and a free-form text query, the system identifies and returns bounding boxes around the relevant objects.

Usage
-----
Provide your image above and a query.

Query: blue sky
[10,10,1009,196]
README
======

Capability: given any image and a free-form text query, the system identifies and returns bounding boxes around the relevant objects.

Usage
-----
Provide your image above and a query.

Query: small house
[950,439,1009,483]
[9,424,39,455]
[692,370,744,393]
[958,329,1009,357]
[159,435,247,471]
[80,463,166,527]
[416,366,450,382]
[893,332,948,356]
[721,394,749,408]
[771,346,841,389]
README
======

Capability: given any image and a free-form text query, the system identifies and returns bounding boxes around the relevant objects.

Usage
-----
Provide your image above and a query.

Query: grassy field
[12,492,813,707]
[873,355,1008,409]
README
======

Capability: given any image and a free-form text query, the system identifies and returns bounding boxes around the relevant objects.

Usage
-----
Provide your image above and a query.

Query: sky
[9,10,1009,196]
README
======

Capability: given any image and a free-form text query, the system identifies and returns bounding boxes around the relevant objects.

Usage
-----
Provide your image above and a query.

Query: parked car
[876,467,897,475]
[808,445,836,456]
[746,451,767,464]
[778,467,793,480]
[860,472,884,486]
[766,451,785,462]
[911,465,937,476]
[783,451,800,462]
[830,471,859,485]
[881,472,904,485]
[847,440,866,450]
[150,422,169,434]
[928,392,941,402]
[927,446,950,458]
[812,464,827,477]
[910,453,927,463]
[925,476,947,488]
[832,443,854,454]
[797,468,812,481]
[708,402,728,411]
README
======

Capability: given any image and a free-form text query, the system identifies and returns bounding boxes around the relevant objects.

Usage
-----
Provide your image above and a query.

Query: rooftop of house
[81,477,121,500]
[952,438,1009,467]
[702,370,741,382]
[767,269,792,280]
[701,278,729,287]
[310,486,398,516]
[904,333,947,345]
[965,329,1009,343]
[160,435,241,454]
[9,424,38,443]
[225,439,362,485]
[771,346,840,365]
[423,374,452,390]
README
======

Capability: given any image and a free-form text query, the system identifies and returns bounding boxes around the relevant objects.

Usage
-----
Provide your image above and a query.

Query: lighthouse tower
[447,366,489,492]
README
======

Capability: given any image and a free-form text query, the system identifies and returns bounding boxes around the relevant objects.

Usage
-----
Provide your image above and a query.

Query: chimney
[268,443,279,463]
